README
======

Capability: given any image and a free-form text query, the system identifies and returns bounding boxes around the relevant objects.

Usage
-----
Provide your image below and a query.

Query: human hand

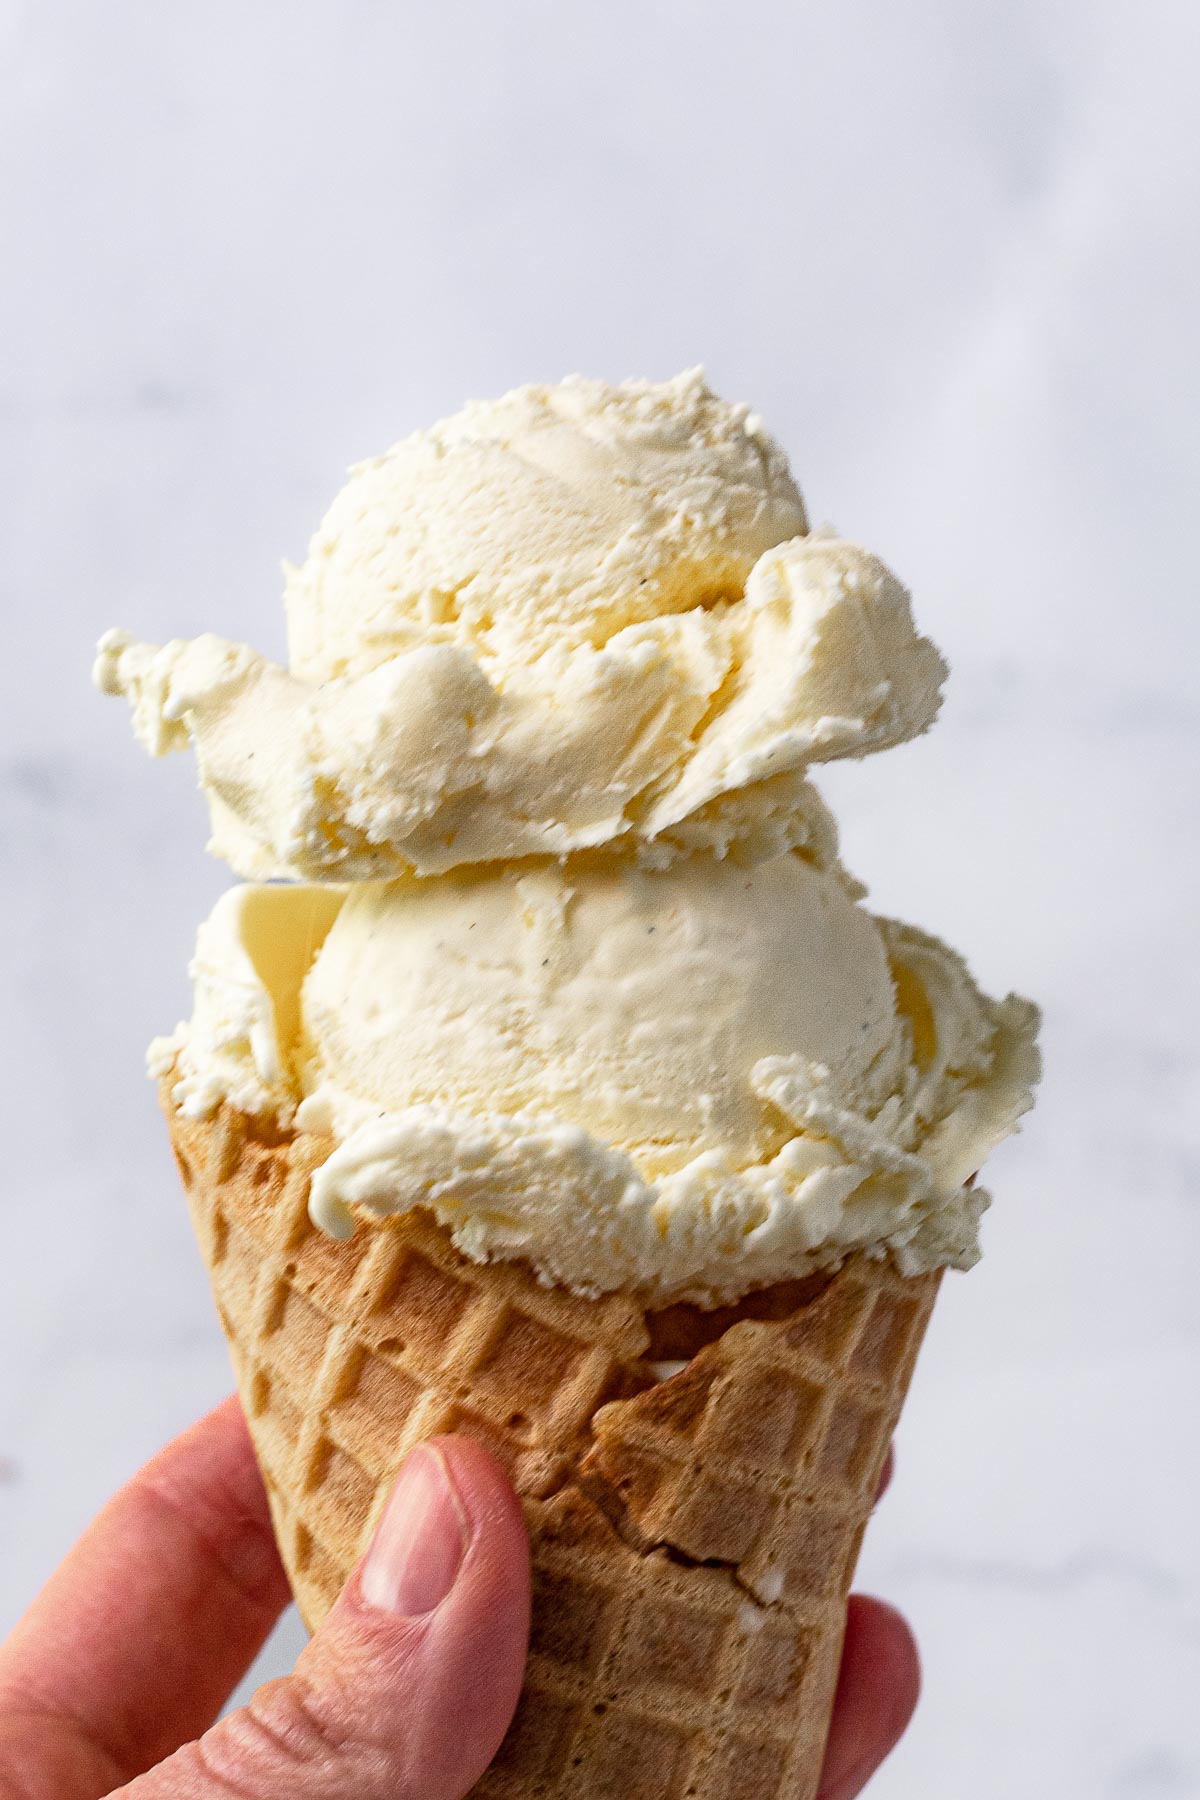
[0,1399,917,1798]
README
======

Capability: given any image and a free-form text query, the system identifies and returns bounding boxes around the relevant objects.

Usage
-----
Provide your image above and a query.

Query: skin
[0,1400,917,1798]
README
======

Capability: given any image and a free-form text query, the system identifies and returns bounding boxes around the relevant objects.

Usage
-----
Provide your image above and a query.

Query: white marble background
[2,2,1198,1794]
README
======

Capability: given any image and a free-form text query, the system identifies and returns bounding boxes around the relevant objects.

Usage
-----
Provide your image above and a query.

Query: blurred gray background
[3,3,1198,1795]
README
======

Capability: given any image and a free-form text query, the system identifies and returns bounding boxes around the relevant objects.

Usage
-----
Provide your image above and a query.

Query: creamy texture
[151,883,343,1121]
[154,872,1038,1305]
[284,368,809,676]
[299,856,904,1176]
[103,370,1041,1305]
[94,374,945,881]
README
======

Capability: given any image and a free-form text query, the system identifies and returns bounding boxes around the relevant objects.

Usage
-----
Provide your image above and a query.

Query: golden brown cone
[166,1089,940,1800]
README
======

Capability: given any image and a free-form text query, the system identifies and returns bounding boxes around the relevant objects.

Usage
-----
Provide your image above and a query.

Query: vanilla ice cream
[284,368,809,676]
[102,370,1040,1307]
[299,856,904,1175]
[94,372,945,880]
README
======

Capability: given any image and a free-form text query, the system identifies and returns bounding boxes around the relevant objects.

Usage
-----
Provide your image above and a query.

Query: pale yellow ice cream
[106,370,1040,1307]
[149,883,343,1122]
[94,371,945,879]
[149,857,1035,1304]
[283,367,809,677]
[301,856,904,1175]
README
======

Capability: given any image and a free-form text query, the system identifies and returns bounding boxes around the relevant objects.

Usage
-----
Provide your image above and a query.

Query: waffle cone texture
[167,1089,940,1800]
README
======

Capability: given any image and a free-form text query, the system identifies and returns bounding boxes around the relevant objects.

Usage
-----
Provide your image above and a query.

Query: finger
[875,1443,895,1504]
[816,1595,921,1800]
[124,1435,531,1800]
[0,1396,291,1798]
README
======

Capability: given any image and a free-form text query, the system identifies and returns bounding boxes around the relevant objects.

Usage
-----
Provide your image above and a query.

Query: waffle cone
[167,1089,940,1800]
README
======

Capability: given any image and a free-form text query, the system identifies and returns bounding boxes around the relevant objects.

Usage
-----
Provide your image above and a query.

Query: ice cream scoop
[283,366,809,677]
[94,373,945,880]
[299,854,905,1174]
[149,852,1035,1304]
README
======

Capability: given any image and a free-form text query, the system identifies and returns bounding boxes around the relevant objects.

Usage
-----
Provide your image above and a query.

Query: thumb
[121,1437,531,1800]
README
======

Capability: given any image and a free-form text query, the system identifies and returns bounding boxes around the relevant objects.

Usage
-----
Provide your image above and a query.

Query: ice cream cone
[167,1086,940,1800]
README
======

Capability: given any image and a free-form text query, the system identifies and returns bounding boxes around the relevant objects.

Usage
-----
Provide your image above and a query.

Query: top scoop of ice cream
[94,372,947,879]
[285,368,809,677]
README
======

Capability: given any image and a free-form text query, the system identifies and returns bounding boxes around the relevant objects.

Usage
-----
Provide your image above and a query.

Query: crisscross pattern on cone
[167,1091,940,1800]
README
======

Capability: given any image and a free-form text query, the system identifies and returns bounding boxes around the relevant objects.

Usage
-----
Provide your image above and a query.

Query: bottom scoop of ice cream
[298,855,907,1173]
[155,860,1040,1307]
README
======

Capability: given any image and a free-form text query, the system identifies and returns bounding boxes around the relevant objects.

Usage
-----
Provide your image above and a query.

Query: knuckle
[125,1465,284,1613]
[245,1673,353,1764]
[183,1672,402,1799]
